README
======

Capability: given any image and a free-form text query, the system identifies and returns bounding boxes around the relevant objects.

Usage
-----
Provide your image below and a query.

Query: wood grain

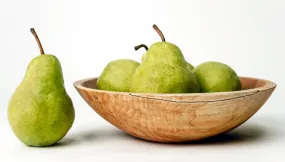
[73,76,277,143]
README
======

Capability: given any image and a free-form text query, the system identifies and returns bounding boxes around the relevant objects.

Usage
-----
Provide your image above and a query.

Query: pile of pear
[97,24,242,93]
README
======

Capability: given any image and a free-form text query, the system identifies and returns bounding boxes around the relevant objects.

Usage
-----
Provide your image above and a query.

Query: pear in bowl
[73,76,276,143]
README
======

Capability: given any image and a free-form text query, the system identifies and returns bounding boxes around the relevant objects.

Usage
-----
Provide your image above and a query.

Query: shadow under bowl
[73,76,277,143]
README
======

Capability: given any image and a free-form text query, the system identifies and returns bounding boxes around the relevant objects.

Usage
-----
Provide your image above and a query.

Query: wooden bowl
[73,76,277,143]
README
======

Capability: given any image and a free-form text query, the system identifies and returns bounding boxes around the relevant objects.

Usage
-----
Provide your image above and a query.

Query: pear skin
[193,61,241,92]
[7,28,75,147]
[131,25,200,93]
[97,59,140,92]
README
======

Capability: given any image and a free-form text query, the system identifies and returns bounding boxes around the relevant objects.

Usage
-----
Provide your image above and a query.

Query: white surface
[0,0,284,161]
[1,112,285,162]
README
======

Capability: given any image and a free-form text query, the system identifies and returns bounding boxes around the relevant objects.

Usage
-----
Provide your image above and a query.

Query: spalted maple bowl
[73,76,276,143]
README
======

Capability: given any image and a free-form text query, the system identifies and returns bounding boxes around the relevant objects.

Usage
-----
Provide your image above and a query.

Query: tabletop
[1,111,284,162]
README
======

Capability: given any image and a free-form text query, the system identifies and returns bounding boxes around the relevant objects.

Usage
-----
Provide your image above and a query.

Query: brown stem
[30,28,45,54]
[134,44,148,51]
[153,24,166,42]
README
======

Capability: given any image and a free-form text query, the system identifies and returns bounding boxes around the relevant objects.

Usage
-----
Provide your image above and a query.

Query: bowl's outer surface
[73,77,276,143]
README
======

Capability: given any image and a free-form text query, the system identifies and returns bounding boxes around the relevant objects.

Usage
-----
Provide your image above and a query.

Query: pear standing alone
[7,29,75,147]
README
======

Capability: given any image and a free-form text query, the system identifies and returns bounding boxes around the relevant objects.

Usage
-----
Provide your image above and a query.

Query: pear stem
[153,24,166,42]
[134,44,148,51]
[30,28,45,55]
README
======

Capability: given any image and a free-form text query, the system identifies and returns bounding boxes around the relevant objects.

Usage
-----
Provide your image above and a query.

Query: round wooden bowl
[73,76,276,143]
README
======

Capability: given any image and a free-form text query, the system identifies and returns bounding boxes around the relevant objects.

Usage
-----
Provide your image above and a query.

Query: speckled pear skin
[8,54,75,147]
[97,59,140,92]
[142,52,195,71]
[187,62,194,71]
[141,49,195,76]
[193,61,242,93]
[130,42,200,93]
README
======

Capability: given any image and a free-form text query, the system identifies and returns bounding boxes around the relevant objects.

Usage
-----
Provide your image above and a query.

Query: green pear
[193,61,242,92]
[136,44,195,71]
[97,59,140,92]
[141,52,146,62]
[130,24,200,93]
[7,28,75,147]
[187,62,194,71]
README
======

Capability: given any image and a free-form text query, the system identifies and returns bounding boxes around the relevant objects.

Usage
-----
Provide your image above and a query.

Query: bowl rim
[73,76,277,97]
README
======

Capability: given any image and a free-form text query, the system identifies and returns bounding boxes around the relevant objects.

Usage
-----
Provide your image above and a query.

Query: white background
[0,0,284,161]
